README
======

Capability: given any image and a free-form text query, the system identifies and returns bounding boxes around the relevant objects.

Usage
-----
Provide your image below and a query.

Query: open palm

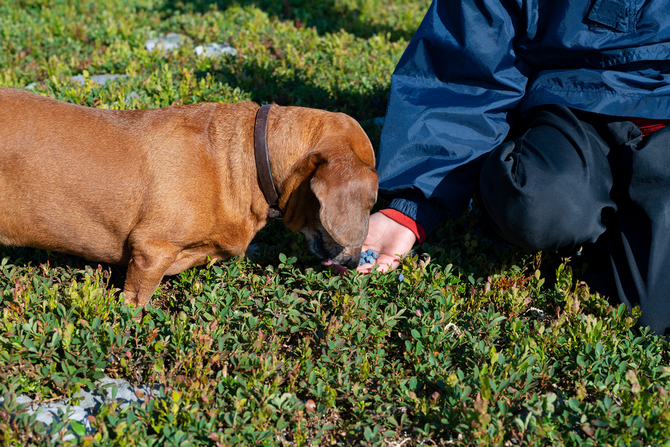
[356,212,417,273]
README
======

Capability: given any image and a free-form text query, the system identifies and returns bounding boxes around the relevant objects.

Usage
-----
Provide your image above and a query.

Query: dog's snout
[340,253,362,269]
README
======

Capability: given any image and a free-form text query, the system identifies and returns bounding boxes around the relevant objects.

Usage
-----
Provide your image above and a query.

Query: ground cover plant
[2,0,670,445]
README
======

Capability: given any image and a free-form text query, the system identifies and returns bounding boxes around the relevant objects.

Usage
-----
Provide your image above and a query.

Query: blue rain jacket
[379,0,670,233]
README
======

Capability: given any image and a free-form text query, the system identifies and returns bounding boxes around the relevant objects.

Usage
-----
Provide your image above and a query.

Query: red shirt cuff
[628,117,670,138]
[380,209,427,244]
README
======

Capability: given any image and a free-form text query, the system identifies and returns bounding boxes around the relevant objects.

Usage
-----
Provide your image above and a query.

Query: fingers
[356,262,390,274]
[355,253,399,274]
[356,262,376,274]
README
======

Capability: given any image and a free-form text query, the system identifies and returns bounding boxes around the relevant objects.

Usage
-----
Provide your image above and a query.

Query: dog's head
[277,123,378,268]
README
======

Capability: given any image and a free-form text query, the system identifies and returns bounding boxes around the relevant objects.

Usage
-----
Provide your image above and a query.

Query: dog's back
[0,88,142,261]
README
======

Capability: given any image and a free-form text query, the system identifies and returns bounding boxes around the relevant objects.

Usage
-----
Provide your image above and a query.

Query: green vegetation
[2,0,670,445]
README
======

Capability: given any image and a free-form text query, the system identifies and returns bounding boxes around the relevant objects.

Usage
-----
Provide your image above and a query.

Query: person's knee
[480,137,612,253]
[482,180,606,252]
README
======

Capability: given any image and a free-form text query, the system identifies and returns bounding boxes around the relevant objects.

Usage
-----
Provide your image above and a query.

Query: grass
[1,0,670,445]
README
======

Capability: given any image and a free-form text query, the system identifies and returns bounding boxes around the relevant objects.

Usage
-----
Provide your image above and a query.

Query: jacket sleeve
[377,0,530,233]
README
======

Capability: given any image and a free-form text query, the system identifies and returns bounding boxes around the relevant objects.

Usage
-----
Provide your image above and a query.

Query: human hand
[356,212,417,273]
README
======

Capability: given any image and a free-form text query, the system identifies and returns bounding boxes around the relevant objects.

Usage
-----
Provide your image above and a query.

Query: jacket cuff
[387,190,448,236]
[380,209,427,244]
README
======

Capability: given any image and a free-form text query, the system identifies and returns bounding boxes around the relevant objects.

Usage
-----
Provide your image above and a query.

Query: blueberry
[360,249,379,266]
[398,273,404,282]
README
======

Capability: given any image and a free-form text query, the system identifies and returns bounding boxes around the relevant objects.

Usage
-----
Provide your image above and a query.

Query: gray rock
[194,42,237,57]
[69,74,128,86]
[29,402,93,430]
[15,395,33,405]
[108,91,142,108]
[2,377,162,439]
[145,33,183,52]
[96,376,159,409]
[25,73,127,90]
[125,91,141,102]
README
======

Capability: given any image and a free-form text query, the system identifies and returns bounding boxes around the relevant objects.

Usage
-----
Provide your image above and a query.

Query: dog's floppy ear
[309,145,378,248]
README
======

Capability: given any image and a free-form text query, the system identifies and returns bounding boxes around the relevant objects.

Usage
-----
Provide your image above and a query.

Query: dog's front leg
[123,239,181,307]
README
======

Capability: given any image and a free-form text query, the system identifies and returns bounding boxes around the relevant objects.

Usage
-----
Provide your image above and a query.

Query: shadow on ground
[0,246,128,296]
[198,56,389,122]
[157,0,420,42]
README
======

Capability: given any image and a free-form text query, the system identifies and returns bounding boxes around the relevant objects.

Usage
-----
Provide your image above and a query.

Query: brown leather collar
[254,104,283,219]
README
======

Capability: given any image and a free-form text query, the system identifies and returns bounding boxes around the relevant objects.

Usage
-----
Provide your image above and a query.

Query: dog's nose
[341,255,360,269]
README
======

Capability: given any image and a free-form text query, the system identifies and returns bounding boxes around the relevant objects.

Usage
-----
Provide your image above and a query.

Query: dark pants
[480,104,670,334]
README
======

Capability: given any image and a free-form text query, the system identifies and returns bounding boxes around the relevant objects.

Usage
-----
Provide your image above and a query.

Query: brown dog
[0,87,378,307]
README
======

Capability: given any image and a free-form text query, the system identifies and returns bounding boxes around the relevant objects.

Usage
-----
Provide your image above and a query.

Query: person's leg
[479,104,617,253]
[606,125,670,334]
[480,104,670,334]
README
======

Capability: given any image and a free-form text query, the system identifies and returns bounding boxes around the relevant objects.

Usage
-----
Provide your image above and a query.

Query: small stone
[194,42,237,57]
[15,396,33,405]
[69,73,127,86]
[3,376,162,440]
[125,91,141,103]
[145,33,183,52]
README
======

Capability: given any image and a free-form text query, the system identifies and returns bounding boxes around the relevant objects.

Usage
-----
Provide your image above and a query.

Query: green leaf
[409,377,418,390]
[23,339,36,351]
[70,420,86,437]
